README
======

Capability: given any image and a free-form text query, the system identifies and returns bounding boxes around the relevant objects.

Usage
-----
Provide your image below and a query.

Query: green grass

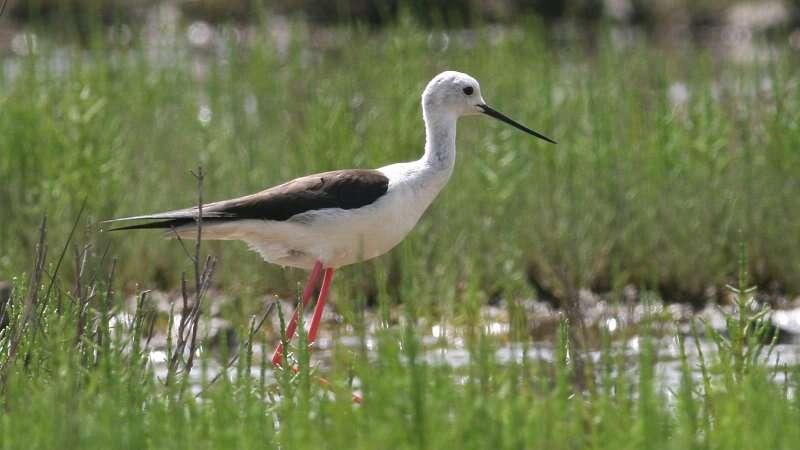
[1,231,798,449]
[1,18,800,448]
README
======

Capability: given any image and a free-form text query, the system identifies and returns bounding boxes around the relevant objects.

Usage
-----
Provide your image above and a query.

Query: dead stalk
[1,216,47,387]
[166,166,216,388]
[95,257,117,367]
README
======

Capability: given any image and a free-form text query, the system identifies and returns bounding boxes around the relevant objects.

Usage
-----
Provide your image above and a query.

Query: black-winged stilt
[106,70,555,366]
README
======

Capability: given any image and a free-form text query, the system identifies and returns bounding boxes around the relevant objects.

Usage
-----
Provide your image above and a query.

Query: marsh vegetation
[2,3,800,448]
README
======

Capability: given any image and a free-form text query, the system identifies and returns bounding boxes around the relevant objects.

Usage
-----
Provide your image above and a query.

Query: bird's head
[422,71,485,116]
[422,70,556,144]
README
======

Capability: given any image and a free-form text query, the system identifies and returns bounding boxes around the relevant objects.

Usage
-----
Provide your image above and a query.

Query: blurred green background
[1,0,799,311]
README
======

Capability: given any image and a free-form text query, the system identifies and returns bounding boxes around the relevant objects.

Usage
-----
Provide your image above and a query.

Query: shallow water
[138,290,800,397]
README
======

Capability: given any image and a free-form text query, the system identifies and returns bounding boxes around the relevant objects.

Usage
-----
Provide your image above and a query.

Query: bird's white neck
[376,107,458,224]
[420,108,457,175]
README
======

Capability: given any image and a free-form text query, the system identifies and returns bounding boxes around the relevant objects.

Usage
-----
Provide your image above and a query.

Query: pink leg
[305,272,361,404]
[274,267,359,403]
[307,268,335,345]
[272,261,323,365]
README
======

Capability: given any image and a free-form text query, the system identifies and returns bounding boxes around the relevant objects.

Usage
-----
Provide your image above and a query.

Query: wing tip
[104,219,192,232]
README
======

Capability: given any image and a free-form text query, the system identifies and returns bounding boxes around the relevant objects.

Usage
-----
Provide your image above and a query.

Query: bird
[105,70,555,367]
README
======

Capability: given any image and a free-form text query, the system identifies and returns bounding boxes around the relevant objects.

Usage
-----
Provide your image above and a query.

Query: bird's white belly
[221,188,426,269]
[179,161,449,270]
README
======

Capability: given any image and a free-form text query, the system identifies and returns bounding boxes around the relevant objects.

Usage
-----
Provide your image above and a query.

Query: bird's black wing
[104,169,390,231]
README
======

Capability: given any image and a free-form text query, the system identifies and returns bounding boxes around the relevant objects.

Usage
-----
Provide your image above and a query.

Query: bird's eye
[463,86,474,95]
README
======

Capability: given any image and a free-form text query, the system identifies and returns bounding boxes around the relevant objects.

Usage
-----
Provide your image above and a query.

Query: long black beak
[478,104,556,144]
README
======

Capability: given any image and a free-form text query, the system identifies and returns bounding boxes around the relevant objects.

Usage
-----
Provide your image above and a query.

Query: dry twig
[166,167,216,388]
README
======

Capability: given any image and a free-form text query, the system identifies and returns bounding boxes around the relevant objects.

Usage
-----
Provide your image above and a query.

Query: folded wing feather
[104,169,390,231]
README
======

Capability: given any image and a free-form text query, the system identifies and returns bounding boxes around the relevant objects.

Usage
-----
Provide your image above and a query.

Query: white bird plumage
[118,71,473,269]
